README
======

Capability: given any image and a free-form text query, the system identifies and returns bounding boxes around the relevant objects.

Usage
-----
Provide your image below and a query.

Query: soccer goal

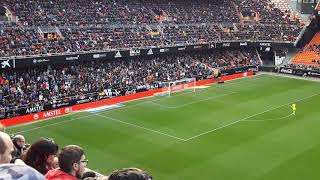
[158,78,196,97]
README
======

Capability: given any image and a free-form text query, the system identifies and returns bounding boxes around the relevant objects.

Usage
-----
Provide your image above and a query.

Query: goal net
[158,78,196,97]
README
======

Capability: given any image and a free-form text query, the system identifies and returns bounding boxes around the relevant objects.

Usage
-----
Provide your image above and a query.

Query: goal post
[159,78,196,97]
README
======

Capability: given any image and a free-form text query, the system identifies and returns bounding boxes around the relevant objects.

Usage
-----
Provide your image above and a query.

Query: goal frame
[160,78,196,97]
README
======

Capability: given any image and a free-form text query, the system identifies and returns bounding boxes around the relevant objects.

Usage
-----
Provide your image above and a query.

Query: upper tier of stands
[0,0,303,58]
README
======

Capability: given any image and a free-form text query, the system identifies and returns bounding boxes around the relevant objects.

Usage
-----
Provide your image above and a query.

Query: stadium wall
[259,66,320,77]
[0,72,253,127]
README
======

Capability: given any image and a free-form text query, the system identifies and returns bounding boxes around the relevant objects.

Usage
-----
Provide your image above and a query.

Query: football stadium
[0,0,320,179]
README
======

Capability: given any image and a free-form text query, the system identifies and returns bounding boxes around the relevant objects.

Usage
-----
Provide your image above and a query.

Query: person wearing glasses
[45,145,88,180]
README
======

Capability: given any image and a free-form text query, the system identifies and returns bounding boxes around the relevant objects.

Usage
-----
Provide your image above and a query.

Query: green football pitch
[6,74,320,180]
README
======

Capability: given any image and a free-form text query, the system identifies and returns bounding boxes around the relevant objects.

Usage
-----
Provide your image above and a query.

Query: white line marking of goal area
[151,92,237,109]
[95,114,187,142]
[241,112,294,122]
[184,93,320,142]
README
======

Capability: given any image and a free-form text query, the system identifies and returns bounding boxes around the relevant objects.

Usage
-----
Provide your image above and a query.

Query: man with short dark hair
[45,145,87,180]
[107,168,152,180]
[0,131,14,164]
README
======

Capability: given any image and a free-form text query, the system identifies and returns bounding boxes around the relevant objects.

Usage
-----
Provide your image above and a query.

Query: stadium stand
[0,0,303,57]
[293,32,320,66]
[292,51,320,65]
[0,49,259,119]
[270,0,304,23]
[0,0,314,179]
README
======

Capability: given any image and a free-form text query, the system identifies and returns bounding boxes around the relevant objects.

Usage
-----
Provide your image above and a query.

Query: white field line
[241,113,294,122]
[242,105,294,122]
[95,114,187,142]
[151,92,236,109]
[6,96,164,131]
[99,74,264,113]
[10,93,318,141]
[7,74,263,136]
[149,101,173,109]
[184,93,319,142]
[10,114,96,134]
[146,75,265,109]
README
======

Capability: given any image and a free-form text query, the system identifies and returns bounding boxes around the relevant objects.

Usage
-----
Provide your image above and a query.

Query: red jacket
[45,169,78,180]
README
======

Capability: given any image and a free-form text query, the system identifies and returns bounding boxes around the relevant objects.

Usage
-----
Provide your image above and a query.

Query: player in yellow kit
[291,103,296,115]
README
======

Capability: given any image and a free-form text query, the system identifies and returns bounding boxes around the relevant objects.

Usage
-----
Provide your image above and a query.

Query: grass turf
[6,74,320,180]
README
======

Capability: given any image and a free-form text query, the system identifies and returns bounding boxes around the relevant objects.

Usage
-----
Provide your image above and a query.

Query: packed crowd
[0,23,301,57]
[4,0,238,26]
[235,0,298,25]
[3,0,299,26]
[0,0,303,57]
[221,24,300,42]
[0,132,152,180]
[0,49,259,118]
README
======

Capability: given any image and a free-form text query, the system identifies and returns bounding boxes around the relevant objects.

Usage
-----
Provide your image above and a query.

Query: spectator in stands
[22,138,58,175]
[107,168,152,180]
[83,176,108,180]
[45,145,87,180]
[0,0,302,58]
[0,131,14,164]
[81,171,97,180]
[11,134,26,163]
[0,49,260,120]
[52,156,59,169]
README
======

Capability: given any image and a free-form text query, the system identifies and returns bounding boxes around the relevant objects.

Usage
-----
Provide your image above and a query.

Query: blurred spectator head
[22,144,31,154]
[11,135,26,162]
[22,138,58,174]
[107,168,152,180]
[58,145,87,179]
[12,135,25,150]
[81,170,97,180]
[83,176,108,180]
[0,164,45,180]
[52,156,59,169]
[0,131,14,164]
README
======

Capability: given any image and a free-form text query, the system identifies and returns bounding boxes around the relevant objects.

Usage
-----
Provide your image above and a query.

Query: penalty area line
[184,93,319,142]
[95,114,187,142]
